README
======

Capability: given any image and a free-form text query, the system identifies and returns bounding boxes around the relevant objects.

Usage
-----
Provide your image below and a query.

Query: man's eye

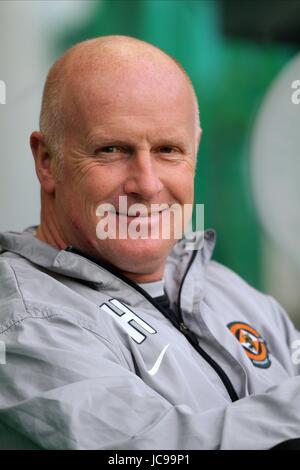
[99,146,122,153]
[159,146,175,154]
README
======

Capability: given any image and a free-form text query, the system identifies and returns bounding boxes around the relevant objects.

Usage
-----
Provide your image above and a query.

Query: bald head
[39,35,200,166]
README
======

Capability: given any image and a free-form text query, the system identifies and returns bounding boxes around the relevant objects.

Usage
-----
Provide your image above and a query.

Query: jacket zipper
[176,249,239,402]
[65,246,239,402]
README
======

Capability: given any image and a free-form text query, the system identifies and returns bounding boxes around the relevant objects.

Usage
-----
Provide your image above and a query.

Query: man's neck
[35,222,67,250]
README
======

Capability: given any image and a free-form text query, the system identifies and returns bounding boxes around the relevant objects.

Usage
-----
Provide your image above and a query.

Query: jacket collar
[0,226,216,293]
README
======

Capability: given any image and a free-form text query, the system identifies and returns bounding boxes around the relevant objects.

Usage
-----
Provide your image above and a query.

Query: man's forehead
[85,125,191,144]
[79,75,191,115]
[67,62,190,105]
[69,98,196,145]
[63,68,195,135]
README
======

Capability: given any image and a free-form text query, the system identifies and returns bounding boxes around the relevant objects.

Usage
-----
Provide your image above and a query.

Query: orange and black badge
[227,321,271,369]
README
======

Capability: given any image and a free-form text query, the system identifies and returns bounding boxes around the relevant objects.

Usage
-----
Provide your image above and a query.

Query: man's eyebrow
[156,136,189,146]
[85,132,191,149]
[87,133,188,145]
[88,137,132,147]
[86,132,132,146]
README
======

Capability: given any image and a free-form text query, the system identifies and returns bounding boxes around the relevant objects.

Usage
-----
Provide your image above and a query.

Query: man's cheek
[178,182,194,204]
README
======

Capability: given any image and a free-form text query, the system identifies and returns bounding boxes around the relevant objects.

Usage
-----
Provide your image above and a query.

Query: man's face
[53,65,199,278]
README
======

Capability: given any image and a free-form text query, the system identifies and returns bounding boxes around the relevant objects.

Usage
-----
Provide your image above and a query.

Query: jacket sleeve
[1,307,300,450]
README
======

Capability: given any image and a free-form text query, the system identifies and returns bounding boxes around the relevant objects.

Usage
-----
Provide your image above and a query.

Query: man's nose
[123,152,163,200]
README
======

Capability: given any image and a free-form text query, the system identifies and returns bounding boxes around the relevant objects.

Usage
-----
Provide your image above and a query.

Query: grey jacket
[0,227,300,450]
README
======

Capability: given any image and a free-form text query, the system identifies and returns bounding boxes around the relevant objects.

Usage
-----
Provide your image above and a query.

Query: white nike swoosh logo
[147,344,169,376]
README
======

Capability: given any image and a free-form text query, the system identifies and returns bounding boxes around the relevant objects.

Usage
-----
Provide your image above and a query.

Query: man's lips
[115,208,169,219]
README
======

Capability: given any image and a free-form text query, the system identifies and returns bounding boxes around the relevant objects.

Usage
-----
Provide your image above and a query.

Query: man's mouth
[115,208,169,219]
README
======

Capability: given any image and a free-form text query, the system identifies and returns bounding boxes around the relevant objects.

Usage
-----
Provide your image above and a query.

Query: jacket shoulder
[207,259,266,299]
[205,259,293,332]
[0,254,59,330]
[0,253,119,344]
[205,258,277,318]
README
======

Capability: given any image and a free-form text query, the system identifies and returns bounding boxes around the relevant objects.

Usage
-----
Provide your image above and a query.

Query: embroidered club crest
[227,321,271,369]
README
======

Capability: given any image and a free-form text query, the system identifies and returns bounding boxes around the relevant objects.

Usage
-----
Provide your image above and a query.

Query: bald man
[0,36,300,450]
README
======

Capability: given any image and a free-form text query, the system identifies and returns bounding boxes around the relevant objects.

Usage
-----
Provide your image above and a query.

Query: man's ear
[30,131,56,193]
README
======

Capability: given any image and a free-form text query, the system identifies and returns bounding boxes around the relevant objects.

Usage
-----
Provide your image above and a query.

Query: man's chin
[95,237,175,273]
